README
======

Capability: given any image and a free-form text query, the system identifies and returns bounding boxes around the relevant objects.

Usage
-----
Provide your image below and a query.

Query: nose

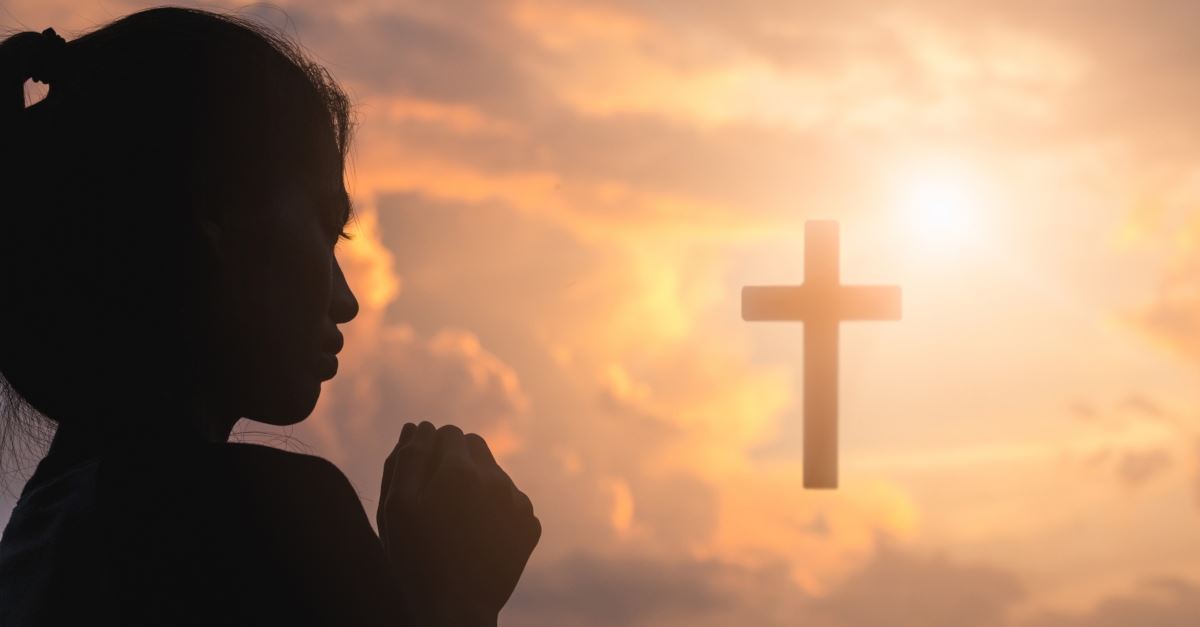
[330,257,359,324]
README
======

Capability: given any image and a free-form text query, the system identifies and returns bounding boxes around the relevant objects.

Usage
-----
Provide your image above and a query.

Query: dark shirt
[0,429,406,626]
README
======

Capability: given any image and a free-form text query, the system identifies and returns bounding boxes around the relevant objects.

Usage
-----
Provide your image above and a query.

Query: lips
[317,352,339,380]
[321,331,345,355]
[317,330,344,380]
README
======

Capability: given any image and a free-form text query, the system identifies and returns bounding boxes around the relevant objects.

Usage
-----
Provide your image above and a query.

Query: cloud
[1116,394,1165,419]
[1068,400,1099,422]
[509,544,1200,627]
[1114,447,1172,488]
[506,553,757,627]
[1024,577,1200,627]
[1060,393,1188,491]
[811,543,1023,627]
[1135,267,1200,365]
[506,542,1024,627]
[1194,439,1200,510]
[282,3,542,117]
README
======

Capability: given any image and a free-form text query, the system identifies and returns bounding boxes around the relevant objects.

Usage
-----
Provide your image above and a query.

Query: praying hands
[378,422,541,627]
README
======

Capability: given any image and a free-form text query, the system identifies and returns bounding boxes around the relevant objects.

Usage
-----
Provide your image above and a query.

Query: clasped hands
[377,422,540,627]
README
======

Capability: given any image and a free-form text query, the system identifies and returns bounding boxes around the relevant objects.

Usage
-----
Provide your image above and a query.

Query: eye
[330,209,354,246]
[332,191,354,245]
[316,202,351,244]
[311,181,354,247]
[331,205,353,242]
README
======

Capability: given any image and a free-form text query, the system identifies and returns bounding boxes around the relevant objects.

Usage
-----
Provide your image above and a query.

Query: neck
[49,403,238,454]
[183,399,240,443]
[198,412,240,442]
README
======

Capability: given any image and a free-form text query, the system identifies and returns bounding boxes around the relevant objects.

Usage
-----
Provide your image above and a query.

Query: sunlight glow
[897,165,984,249]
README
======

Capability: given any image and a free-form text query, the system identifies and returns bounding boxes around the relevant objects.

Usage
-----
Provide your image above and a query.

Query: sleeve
[211,443,411,627]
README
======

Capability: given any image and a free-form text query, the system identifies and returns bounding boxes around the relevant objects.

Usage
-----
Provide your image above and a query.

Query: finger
[398,421,417,445]
[426,425,476,499]
[495,486,539,547]
[412,420,437,441]
[500,507,541,591]
[379,422,420,540]
[430,424,468,478]
[511,487,535,520]
[381,422,417,501]
[464,432,497,466]
[391,421,438,503]
[511,493,541,552]
[381,422,437,553]
[475,465,516,515]
[528,514,542,546]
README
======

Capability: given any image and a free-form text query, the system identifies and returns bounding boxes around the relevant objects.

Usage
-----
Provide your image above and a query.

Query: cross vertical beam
[804,304,839,488]
[741,220,901,489]
[803,221,839,488]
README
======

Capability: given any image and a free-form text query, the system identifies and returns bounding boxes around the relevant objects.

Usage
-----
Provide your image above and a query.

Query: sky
[5,1,1200,625]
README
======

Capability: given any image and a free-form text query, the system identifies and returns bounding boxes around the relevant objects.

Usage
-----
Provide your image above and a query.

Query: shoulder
[29,439,400,626]
[100,440,363,519]
[207,442,359,497]
[97,440,375,564]
[200,442,372,538]
[193,443,402,625]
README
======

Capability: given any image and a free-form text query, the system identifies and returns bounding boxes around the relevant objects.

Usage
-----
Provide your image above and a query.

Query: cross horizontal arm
[741,285,901,322]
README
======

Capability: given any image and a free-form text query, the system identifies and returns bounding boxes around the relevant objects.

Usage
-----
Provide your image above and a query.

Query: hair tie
[28,28,67,86]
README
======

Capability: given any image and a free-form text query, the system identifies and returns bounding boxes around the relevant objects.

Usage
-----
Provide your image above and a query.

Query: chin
[247,380,323,426]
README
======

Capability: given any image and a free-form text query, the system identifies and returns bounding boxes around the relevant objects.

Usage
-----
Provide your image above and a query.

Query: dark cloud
[378,111,867,223]
[811,544,1023,627]
[1115,447,1172,488]
[507,542,1026,627]
[250,1,541,115]
[510,545,1200,627]
[1064,395,1179,490]
[599,0,1200,151]
[507,553,753,627]
[1069,400,1099,422]
[1194,439,1200,510]
[1116,394,1165,419]
[375,191,601,344]
[1024,577,1200,627]
[628,473,720,551]
[1137,274,1200,365]
[235,1,890,226]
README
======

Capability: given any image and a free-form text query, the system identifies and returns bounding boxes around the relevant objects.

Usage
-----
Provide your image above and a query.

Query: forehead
[288,143,349,210]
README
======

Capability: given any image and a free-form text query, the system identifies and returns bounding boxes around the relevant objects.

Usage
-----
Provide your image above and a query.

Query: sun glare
[897,165,984,249]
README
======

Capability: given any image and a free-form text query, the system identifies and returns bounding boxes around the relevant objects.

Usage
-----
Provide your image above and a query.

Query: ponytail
[0,28,69,487]
[0,28,67,122]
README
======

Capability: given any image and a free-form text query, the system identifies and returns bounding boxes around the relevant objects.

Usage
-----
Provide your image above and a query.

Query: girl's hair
[0,7,354,479]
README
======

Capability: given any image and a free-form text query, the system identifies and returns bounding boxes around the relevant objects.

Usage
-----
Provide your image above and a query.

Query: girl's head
[0,7,359,440]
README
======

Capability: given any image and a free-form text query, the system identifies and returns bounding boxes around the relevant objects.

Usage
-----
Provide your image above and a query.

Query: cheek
[222,242,334,421]
[221,231,333,379]
[262,238,334,350]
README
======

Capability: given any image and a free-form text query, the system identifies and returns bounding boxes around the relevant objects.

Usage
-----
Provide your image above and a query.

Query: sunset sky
[5,1,1200,625]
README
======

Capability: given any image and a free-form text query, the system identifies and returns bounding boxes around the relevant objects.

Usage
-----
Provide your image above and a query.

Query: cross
[742,220,901,489]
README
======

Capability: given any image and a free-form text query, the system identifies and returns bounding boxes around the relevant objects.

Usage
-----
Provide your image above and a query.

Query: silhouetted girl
[0,8,539,626]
